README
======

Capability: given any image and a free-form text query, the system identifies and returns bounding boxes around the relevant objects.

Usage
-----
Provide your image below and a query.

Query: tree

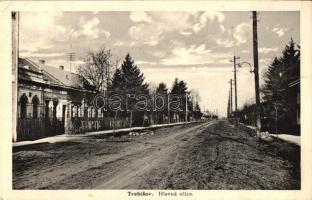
[261,39,300,133]
[193,102,203,120]
[109,53,149,125]
[171,78,187,95]
[281,38,300,83]
[262,39,300,115]
[77,48,118,93]
[109,53,149,99]
[170,78,192,122]
[155,82,169,124]
[156,82,168,94]
[262,57,288,116]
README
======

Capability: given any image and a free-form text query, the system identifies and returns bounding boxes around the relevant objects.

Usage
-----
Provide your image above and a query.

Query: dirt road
[13,120,300,189]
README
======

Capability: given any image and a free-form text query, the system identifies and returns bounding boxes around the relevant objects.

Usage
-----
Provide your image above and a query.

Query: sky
[19,11,299,117]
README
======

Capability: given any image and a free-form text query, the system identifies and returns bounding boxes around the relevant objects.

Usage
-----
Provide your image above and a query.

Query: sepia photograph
[11,10,302,190]
[0,1,311,200]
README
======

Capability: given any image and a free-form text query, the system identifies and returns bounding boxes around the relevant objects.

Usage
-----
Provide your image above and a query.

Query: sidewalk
[240,123,300,146]
[269,134,300,146]
[13,121,200,148]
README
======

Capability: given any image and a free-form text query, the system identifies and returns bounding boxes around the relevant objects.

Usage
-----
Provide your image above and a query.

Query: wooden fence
[16,117,131,141]
[68,117,131,134]
[17,118,64,141]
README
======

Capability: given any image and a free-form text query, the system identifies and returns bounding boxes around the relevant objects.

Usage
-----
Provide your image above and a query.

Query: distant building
[284,55,300,134]
[288,79,300,132]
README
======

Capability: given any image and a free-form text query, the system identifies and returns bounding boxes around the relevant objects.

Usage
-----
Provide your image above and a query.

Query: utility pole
[230,56,239,125]
[230,55,240,112]
[228,79,233,114]
[167,93,170,124]
[185,93,188,122]
[68,52,75,72]
[68,34,75,72]
[12,12,19,142]
[227,92,231,118]
[252,11,261,138]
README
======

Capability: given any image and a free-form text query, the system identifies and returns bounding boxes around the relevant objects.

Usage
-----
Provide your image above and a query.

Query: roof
[18,58,95,91]
[18,58,50,84]
[40,64,85,89]
[18,58,42,73]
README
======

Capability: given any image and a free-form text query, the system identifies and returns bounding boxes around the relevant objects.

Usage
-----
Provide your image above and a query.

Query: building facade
[16,58,130,141]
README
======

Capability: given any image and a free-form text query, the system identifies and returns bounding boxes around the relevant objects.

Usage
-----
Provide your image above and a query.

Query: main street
[13,120,300,189]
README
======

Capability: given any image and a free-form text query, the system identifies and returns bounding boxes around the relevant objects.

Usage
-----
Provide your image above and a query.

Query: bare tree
[77,48,119,93]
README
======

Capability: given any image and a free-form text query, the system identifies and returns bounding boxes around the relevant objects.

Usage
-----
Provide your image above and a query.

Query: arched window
[87,107,91,118]
[20,94,28,119]
[32,96,39,118]
[53,101,58,119]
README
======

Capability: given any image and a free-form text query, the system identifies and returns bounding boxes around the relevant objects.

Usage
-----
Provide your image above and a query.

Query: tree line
[77,49,203,126]
[236,39,300,135]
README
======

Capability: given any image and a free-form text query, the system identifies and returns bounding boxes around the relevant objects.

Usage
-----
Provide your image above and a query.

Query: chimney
[59,65,64,70]
[39,59,45,65]
[38,59,45,71]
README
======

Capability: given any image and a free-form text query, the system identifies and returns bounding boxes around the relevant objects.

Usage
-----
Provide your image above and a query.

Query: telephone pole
[230,55,239,112]
[12,12,19,142]
[227,92,231,118]
[228,79,233,114]
[68,34,75,72]
[168,93,170,124]
[252,11,261,137]
[185,93,188,122]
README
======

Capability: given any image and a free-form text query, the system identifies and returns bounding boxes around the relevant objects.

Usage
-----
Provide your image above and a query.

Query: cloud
[150,51,166,58]
[233,22,251,44]
[25,12,63,32]
[20,12,111,57]
[220,24,226,33]
[144,40,159,46]
[241,50,250,54]
[113,41,124,46]
[216,38,235,48]
[128,12,195,46]
[161,44,231,66]
[71,17,111,39]
[259,58,272,65]
[19,12,65,52]
[179,31,193,36]
[129,11,152,23]
[259,47,278,54]
[129,25,163,46]
[81,17,101,38]
[20,52,66,58]
[193,12,225,33]
[19,38,54,53]
[152,12,194,32]
[272,27,287,37]
[136,60,157,65]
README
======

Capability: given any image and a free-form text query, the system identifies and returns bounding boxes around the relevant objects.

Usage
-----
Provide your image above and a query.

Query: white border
[0,1,311,200]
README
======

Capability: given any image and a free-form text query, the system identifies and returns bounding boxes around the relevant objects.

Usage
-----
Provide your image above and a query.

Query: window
[32,96,39,118]
[45,100,50,119]
[53,101,58,118]
[20,94,28,119]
